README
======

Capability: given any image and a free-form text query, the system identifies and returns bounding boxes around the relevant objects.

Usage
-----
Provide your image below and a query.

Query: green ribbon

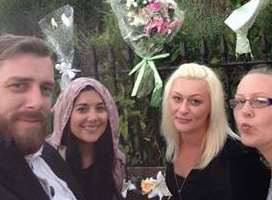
[129,53,169,107]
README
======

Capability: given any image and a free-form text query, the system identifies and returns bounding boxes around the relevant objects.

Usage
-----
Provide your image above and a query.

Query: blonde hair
[161,63,237,169]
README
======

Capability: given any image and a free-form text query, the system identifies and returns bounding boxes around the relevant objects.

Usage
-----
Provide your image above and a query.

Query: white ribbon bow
[55,62,80,90]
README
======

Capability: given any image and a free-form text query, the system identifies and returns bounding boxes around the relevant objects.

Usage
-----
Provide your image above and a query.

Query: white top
[25,146,77,200]
[267,177,272,200]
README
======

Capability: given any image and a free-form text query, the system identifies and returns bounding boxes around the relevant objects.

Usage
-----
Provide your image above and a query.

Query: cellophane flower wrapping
[39,5,79,90]
[110,0,184,106]
[224,0,269,57]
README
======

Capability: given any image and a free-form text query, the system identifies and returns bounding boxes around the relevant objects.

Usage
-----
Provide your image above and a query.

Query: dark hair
[0,34,54,63]
[63,123,119,199]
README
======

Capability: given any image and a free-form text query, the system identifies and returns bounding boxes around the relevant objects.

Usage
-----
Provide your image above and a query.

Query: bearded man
[0,34,85,200]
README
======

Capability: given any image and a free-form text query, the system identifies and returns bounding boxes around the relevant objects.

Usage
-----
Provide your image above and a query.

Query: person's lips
[176,117,192,123]
[19,116,42,123]
[12,111,45,123]
[81,124,100,133]
[240,123,252,132]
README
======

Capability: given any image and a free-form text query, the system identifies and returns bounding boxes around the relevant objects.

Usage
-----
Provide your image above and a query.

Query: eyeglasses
[229,97,272,109]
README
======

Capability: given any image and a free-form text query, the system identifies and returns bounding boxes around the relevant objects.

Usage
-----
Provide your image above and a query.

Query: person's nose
[177,100,190,115]
[86,109,98,122]
[25,86,46,111]
[241,101,254,118]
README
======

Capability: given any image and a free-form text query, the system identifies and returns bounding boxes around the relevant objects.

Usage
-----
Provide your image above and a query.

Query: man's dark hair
[0,34,54,63]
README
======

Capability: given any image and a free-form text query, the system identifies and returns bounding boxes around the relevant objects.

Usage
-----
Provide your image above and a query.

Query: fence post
[108,45,118,93]
[200,38,208,64]
[91,46,99,80]
[180,41,188,63]
[261,31,269,61]
[78,46,99,79]
[219,36,235,130]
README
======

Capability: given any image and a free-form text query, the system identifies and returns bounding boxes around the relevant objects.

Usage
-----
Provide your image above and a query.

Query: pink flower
[146,1,162,12]
[168,18,182,30]
[144,16,170,35]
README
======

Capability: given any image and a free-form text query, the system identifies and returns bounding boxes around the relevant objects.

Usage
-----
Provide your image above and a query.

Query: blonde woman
[161,63,270,200]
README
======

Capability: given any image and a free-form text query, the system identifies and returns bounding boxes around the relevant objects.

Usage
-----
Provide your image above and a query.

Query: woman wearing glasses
[161,63,270,200]
[231,67,272,200]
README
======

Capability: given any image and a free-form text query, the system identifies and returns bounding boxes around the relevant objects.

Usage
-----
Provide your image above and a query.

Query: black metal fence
[76,32,272,129]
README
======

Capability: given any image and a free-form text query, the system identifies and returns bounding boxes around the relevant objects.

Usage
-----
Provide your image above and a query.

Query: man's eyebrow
[6,77,55,86]
[6,77,34,82]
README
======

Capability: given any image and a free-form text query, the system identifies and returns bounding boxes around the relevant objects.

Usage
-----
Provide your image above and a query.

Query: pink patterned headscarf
[47,77,125,190]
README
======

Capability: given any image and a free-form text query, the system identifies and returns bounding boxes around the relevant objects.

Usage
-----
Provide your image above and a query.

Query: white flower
[129,16,147,26]
[61,13,73,27]
[51,17,58,29]
[121,180,136,198]
[159,0,177,8]
[126,0,135,9]
[132,2,138,8]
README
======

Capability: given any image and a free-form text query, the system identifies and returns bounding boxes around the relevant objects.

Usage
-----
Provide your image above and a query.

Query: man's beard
[0,111,48,155]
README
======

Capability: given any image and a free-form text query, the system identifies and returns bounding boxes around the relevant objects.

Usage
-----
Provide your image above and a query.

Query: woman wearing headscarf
[47,77,125,200]
[161,63,270,200]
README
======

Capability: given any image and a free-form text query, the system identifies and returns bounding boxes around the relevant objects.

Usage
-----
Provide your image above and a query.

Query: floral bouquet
[224,0,269,57]
[39,4,79,90]
[141,171,172,200]
[110,0,184,106]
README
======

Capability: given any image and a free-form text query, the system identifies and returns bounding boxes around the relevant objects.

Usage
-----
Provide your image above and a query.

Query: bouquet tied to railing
[110,0,184,106]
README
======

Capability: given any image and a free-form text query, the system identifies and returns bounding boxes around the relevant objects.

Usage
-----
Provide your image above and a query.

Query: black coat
[166,138,271,200]
[0,138,86,200]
